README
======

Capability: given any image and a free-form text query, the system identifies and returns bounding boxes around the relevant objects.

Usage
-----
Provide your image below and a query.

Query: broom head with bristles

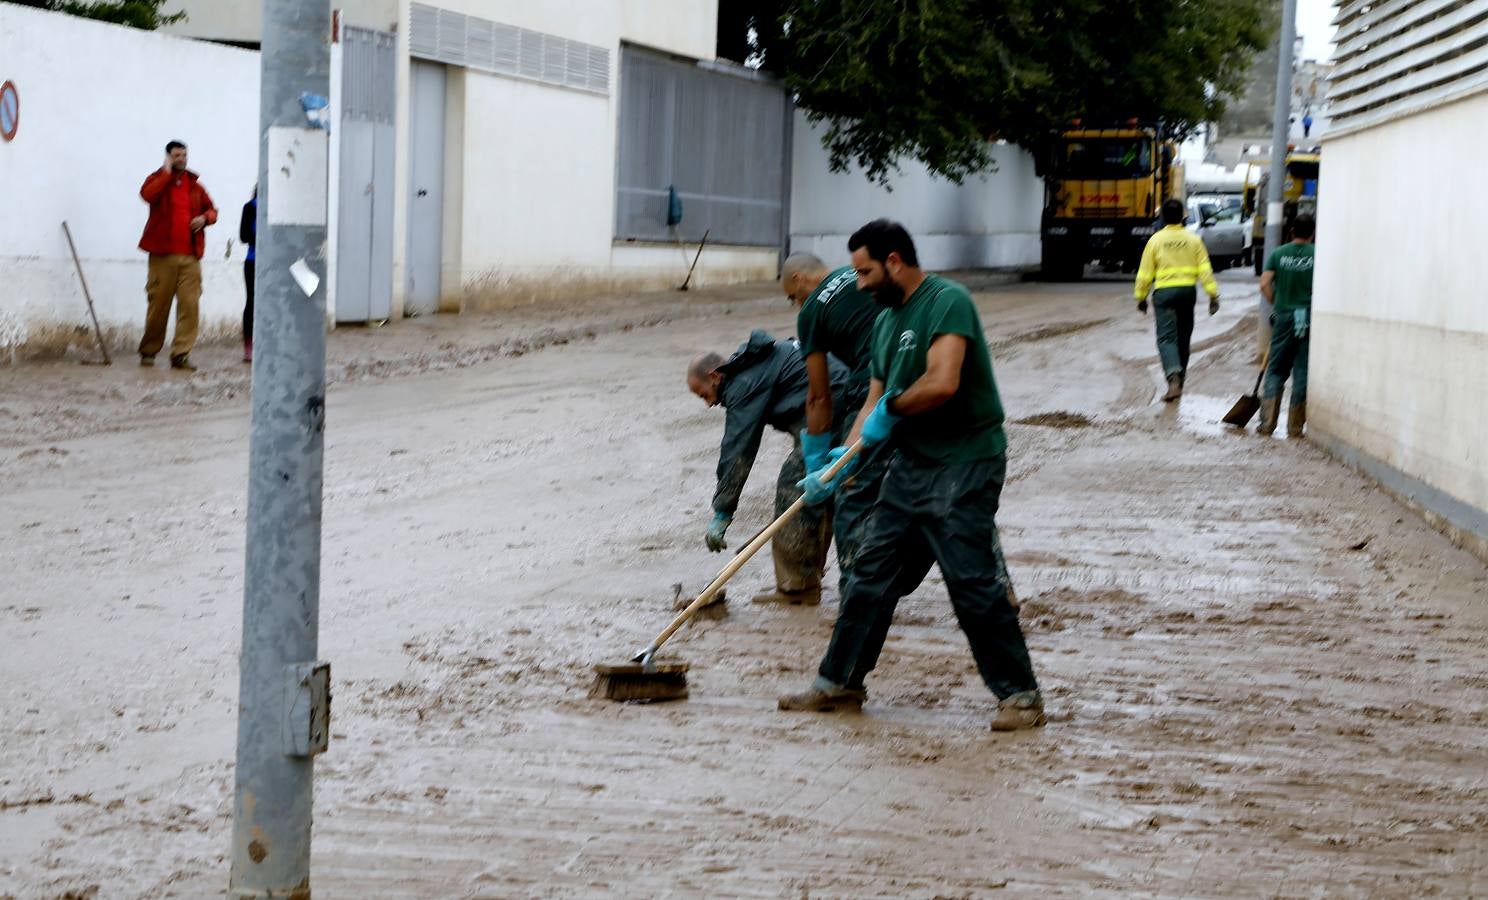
[591,661,690,703]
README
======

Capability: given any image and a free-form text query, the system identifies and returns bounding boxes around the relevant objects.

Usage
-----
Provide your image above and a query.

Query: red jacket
[139,168,218,258]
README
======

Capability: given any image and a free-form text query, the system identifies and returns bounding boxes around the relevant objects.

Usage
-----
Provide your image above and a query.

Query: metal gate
[336,26,396,323]
[615,46,791,247]
[405,61,446,316]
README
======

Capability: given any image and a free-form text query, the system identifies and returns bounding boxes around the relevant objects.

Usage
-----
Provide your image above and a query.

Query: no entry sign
[0,81,17,142]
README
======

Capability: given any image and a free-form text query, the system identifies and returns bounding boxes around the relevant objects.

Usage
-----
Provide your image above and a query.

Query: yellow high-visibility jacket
[1133,225,1219,300]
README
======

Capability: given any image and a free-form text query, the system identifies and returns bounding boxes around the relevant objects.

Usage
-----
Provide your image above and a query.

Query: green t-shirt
[870,275,1007,463]
[797,266,880,385]
[1265,242,1315,312]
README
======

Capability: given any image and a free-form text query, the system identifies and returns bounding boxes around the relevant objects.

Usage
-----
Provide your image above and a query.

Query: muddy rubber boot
[139,355,155,367]
[777,682,866,713]
[990,690,1046,732]
[1257,397,1282,435]
[751,587,821,606]
[170,354,197,372]
[243,340,253,364]
[1162,374,1183,402]
[1287,402,1306,438]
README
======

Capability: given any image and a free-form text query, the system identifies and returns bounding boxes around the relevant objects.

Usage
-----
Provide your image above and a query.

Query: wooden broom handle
[644,440,865,654]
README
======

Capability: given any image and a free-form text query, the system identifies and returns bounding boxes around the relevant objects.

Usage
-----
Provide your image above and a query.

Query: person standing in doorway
[138,141,217,371]
[1258,214,1316,437]
[1134,198,1220,401]
[1303,110,1314,139]
[239,187,257,364]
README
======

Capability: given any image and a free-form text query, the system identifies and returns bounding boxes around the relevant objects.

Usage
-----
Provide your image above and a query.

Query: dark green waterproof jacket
[712,330,849,517]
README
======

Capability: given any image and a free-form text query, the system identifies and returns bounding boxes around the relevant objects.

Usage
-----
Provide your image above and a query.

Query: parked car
[1187,195,1248,270]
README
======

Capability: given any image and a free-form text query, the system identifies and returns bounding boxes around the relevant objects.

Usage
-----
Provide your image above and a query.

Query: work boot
[751,587,821,606]
[1162,374,1183,402]
[139,355,155,367]
[1287,402,1306,438]
[777,681,866,713]
[990,690,1046,732]
[170,354,197,372]
[243,340,253,364]
[1257,396,1282,435]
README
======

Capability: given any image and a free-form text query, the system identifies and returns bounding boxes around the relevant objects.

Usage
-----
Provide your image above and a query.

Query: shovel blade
[1222,394,1261,427]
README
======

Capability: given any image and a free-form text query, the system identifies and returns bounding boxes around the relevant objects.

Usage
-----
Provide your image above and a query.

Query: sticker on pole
[266,126,328,227]
[0,81,18,143]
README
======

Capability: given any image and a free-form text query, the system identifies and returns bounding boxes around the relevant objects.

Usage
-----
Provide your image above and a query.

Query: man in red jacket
[138,141,217,370]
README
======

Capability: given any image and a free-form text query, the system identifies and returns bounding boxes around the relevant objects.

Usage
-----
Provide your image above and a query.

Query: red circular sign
[0,81,18,142]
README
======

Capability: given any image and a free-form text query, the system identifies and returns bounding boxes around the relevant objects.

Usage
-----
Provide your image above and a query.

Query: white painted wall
[164,0,757,311]
[459,70,616,276]
[401,0,774,306]
[164,0,402,42]
[0,5,260,359]
[789,111,1043,271]
[1312,88,1488,519]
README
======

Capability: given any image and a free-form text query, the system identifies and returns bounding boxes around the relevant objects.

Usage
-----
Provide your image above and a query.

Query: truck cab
[1041,125,1184,281]
[1244,151,1320,274]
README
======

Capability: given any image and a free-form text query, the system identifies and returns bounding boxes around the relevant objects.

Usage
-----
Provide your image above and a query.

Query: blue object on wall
[666,185,684,226]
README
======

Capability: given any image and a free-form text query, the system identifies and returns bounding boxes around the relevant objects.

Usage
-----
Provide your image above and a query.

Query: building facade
[1314,0,1488,558]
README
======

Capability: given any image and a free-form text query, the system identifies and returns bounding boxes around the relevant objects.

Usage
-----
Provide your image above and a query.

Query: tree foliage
[720,0,1273,183]
[12,0,185,30]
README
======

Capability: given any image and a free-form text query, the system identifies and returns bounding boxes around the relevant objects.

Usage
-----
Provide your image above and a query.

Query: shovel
[1222,351,1269,428]
[592,440,864,702]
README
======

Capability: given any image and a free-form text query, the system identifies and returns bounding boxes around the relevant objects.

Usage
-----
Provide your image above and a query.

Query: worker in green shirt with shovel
[1258,214,1316,437]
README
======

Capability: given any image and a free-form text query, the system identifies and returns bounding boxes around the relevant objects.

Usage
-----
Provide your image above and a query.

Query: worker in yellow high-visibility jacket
[1134,199,1221,401]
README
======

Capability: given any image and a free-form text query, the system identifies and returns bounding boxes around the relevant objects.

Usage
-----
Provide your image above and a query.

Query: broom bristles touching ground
[591,661,691,702]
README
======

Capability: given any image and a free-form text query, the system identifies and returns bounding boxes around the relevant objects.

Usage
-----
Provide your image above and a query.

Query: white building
[171,0,778,322]
[1313,0,1488,559]
[1,1,1041,358]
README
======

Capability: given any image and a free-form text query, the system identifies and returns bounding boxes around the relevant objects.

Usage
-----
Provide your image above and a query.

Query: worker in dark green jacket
[782,252,888,601]
[687,330,849,605]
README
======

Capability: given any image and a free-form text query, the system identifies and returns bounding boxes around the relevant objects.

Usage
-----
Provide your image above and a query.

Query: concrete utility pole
[229,0,332,896]
[1261,0,1299,354]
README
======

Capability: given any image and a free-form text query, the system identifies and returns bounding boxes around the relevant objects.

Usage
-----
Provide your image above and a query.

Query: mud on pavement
[3,271,1487,897]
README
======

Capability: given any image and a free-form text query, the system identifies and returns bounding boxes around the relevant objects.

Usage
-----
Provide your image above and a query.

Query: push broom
[593,440,864,702]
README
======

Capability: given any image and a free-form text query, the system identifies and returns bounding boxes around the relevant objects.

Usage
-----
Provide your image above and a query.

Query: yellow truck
[1243,150,1320,274]
[1040,124,1185,280]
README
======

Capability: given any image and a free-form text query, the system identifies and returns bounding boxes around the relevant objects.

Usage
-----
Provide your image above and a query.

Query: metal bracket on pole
[284,662,331,758]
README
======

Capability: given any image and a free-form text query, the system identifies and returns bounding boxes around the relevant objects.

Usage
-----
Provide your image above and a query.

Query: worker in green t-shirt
[781,253,890,603]
[1258,214,1316,437]
[778,220,1043,733]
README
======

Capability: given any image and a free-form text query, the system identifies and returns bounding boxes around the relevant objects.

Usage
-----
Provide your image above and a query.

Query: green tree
[721,0,1272,183]
[12,0,185,30]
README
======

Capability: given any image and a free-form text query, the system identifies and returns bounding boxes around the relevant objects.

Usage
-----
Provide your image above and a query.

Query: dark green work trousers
[817,452,1038,699]
[1153,285,1197,378]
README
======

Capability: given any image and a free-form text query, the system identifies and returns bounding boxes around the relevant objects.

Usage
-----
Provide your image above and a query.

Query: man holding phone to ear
[138,140,217,371]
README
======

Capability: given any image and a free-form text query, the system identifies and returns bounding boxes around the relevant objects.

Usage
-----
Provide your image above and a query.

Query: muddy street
[3,273,1486,898]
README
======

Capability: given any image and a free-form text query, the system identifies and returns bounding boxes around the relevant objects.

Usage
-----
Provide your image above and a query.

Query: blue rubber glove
[704,512,731,552]
[800,429,833,474]
[860,391,903,447]
[797,447,856,506]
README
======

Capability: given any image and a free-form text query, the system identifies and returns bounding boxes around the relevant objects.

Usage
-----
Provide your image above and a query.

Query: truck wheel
[1042,250,1081,282]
